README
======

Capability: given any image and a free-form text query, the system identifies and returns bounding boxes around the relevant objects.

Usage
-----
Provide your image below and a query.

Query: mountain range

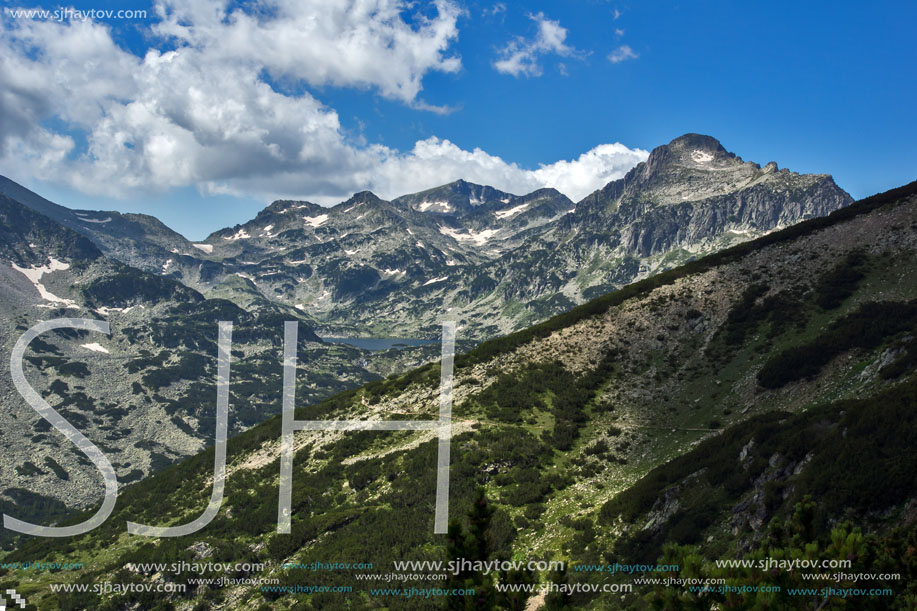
[2,176,914,609]
[0,133,868,602]
[0,134,851,528]
[1,134,852,339]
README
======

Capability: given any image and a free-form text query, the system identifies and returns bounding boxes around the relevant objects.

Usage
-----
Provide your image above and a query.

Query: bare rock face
[575,133,852,258]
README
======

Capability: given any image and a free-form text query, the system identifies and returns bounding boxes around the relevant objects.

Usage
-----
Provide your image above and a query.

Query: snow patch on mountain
[438,226,499,245]
[417,201,452,213]
[223,228,250,240]
[691,150,714,164]
[11,257,79,308]
[304,214,329,227]
[494,203,530,219]
[95,305,139,315]
[75,213,113,224]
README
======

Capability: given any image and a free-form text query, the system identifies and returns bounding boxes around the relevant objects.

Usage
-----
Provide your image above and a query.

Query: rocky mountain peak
[638,133,736,180]
[437,179,484,195]
[348,190,385,204]
[580,133,832,213]
[265,199,323,214]
[522,187,564,200]
[392,180,515,215]
[667,133,728,155]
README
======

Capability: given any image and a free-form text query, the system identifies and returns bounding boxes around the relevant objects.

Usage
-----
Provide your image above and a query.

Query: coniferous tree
[445,487,496,610]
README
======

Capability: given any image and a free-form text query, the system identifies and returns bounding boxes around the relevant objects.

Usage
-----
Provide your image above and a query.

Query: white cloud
[493,12,583,77]
[529,143,648,199]
[151,0,462,103]
[0,2,647,209]
[356,138,648,203]
[483,3,506,18]
[608,44,639,64]
[193,137,648,207]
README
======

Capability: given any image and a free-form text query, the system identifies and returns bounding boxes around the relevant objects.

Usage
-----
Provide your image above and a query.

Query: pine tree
[445,487,496,609]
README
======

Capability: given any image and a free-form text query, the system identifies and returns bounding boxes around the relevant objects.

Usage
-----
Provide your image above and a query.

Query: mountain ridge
[0,134,854,340]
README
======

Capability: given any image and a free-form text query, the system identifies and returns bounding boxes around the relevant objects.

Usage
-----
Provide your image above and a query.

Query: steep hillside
[4,182,912,610]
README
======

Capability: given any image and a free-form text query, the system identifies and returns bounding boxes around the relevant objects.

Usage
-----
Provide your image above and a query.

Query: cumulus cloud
[151,0,462,103]
[608,44,639,63]
[327,138,648,204]
[0,1,647,209]
[493,12,583,77]
[195,137,648,206]
[529,143,648,199]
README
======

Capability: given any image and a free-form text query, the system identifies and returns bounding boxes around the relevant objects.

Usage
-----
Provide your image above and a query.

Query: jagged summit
[346,190,386,205]
[265,199,323,212]
[0,175,201,276]
[637,133,737,183]
[392,180,516,215]
[667,132,728,154]
[579,133,846,213]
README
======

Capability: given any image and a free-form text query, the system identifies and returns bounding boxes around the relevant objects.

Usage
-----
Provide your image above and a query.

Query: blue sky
[1,0,914,240]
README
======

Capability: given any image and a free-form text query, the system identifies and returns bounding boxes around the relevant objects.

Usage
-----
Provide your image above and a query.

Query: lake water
[322,337,438,351]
